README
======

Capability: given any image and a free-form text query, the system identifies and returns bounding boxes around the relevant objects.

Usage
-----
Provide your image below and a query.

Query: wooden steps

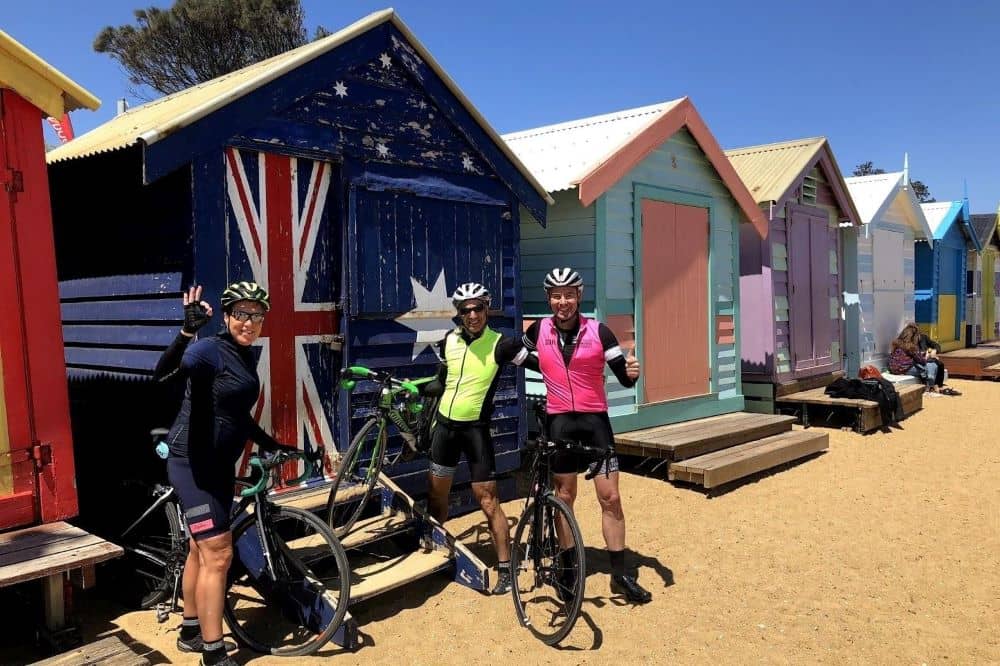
[340,512,414,550]
[350,549,452,604]
[31,635,149,666]
[938,347,1000,379]
[615,412,797,461]
[776,383,924,433]
[668,430,829,489]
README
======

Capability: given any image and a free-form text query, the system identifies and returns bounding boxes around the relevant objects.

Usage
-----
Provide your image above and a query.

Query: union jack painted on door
[224,147,339,481]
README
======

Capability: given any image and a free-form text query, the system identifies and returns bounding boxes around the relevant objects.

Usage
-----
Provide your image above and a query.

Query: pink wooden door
[640,200,709,403]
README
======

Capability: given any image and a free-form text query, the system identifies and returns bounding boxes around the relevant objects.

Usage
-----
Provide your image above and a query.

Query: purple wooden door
[788,207,834,374]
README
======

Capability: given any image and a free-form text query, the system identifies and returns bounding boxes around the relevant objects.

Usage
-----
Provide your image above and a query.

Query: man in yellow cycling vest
[427,282,531,595]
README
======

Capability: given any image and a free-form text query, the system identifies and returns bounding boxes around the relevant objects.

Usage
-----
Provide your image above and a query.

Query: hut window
[802,174,818,205]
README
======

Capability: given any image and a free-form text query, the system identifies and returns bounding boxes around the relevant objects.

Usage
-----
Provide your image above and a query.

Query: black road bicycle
[118,432,351,657]
[325,366,437,537]
[510,402,613,645]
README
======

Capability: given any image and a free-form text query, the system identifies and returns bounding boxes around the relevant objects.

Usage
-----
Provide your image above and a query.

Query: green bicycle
[325,366,437,537]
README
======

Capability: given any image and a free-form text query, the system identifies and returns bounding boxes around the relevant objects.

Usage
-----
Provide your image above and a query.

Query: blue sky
[7,1,999,211]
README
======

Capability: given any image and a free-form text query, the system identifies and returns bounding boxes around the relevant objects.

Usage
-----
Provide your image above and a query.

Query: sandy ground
[6,378,1000,665]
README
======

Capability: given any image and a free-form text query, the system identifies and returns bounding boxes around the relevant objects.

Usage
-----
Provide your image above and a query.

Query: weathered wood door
[787,206,834,374]
[0,90,77,528]
[938,245,963,345]
[223,147,340,480]
[873,229,906,354]
[640,199,709,403]
[984,249,998,340]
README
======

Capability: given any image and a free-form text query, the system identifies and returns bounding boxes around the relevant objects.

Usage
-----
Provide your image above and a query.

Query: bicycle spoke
[511,496,587,645]
[225,505,350,656]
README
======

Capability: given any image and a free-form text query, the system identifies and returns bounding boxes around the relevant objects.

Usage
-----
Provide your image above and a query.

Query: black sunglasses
[459,304,486,315]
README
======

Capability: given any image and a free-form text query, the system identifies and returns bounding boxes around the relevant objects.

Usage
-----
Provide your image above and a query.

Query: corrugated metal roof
[501,100,684,193]
[43,10,551,204]
[844,171,933,242]
[724,137,826,204]
[843,172,905,225]
[0,29,100,118]
[970,212,999,249]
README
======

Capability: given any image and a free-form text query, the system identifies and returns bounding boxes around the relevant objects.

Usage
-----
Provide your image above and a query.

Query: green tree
[95,0,329,97]
[852,161,885,176]
[853,161,934,203]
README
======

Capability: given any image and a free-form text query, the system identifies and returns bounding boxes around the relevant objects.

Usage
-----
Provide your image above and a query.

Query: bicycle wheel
[224,505,351,656]
[510,495,586,645]
[325,417,384,537]
[117,498,187,610]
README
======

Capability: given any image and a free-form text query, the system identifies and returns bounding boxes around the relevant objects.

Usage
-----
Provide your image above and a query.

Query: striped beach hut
[504,99,767,431]
[725,137,861,410]
[967,209,1000,345]
[915,199,979,351]
[844,168,932,368]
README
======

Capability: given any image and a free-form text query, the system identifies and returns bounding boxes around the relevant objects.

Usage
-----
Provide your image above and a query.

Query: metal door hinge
[32,442,52,468]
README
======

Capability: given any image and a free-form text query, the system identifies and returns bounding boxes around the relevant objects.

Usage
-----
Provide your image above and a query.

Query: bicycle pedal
[155,604,170,623]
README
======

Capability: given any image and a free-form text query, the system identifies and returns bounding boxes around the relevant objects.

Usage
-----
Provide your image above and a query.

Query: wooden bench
[776,383,925,433]
[0,522,122,632]
[30,635,148,666]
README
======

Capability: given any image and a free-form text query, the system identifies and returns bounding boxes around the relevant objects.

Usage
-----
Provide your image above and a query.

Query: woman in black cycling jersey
[154,282,300,666]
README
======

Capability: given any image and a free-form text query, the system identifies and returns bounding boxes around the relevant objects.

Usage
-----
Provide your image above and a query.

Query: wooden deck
[668,430,829,489]
[938,347,1000,379]
[0,522,122,633]
[776,383,925,433]
[614,412,797,461]
[31,635,149,666]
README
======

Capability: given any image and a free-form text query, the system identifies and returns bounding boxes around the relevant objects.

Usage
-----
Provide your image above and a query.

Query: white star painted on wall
[333,81,348,98]
[375,142,390,158]
[394,270,455,359]
[379,52,392,69]
[462,155,475,172]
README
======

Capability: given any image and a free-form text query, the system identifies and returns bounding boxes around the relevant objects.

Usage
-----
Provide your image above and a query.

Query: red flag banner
[45,113,74,143]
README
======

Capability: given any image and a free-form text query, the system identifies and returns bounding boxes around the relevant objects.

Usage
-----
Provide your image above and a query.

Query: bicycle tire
[224,505,351,657]
[116,499,187,610]
[325,417,384,537]
[510,495,586,645]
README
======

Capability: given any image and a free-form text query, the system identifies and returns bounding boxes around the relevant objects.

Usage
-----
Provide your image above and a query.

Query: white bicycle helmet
[543,267,583,291]
[452,282,491,308]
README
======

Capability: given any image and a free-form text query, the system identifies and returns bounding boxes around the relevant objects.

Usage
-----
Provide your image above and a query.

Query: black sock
[202,639,227,664]
[609,549,626,577]
[497,560,510,573]
[179,617,200,641]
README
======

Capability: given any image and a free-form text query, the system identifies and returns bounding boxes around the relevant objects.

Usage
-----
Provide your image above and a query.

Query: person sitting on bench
[888,323,947,393]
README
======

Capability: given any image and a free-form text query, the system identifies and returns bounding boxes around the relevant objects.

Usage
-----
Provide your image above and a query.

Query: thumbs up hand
[626,343,641,380]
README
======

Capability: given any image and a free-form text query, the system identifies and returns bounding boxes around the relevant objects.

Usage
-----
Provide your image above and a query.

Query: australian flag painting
[224,147,339,481]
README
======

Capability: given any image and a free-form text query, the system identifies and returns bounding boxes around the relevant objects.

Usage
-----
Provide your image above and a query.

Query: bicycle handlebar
[238,448,321,497]
[339,365,426,399]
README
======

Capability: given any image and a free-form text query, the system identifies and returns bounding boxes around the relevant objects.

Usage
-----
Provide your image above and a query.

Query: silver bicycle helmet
[543,267,583,290]
[451,282,491,308]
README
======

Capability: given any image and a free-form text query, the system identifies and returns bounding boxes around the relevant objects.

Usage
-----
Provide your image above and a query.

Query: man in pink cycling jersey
[522,267,652,603]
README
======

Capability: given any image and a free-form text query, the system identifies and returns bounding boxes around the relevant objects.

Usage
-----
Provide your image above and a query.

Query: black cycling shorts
[428,422,496,483]
[546,411,620,477]
[167,456,234,541]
